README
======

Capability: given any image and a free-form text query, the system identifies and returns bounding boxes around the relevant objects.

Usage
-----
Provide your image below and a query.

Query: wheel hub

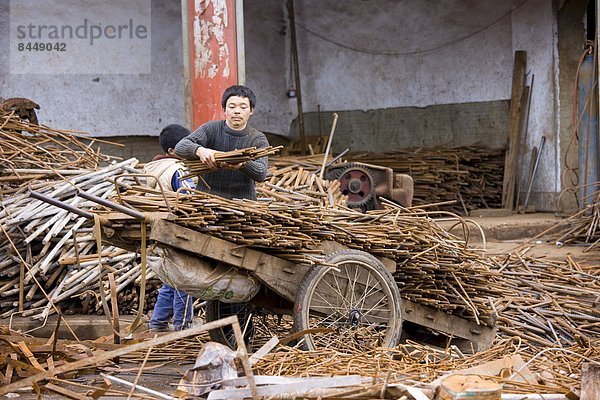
[348,308,362,326]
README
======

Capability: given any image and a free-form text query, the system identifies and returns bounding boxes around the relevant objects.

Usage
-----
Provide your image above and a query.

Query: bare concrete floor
[440,212,600,261]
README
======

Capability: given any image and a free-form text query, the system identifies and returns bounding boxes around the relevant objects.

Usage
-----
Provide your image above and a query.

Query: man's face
[224,95,253,130]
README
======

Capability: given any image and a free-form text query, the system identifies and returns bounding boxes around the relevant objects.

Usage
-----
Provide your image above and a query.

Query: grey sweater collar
[222,120,250,137]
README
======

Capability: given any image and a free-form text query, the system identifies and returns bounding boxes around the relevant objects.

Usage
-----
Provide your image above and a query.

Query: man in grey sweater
[174,85,269,200]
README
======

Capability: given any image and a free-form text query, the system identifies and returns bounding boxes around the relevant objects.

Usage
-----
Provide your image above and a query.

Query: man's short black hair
[221,85,257,110]
[159,124,190,153]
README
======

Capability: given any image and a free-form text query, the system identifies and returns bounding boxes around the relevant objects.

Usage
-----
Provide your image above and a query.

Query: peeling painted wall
[193,0,231,81]
[188,0,238,128]
[0,0,185,137]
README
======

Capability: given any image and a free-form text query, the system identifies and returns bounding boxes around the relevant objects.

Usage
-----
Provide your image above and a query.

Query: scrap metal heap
[349,147,505,214]
[0,111,598,397]
[0,110,157,318]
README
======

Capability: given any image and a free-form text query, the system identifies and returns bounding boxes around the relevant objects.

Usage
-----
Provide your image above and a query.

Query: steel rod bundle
[348,147,505,214]
[179,145,283,178]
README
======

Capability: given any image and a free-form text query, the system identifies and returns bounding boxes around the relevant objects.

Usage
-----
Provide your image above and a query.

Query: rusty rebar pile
[489,253,600,349]
[112,186,497,325]
[0,110,114,197]
[543,189,600,251]
[252,338,599,394]
[255,153,346,207]
[251,248,600,395]
[267,153,333,171]
[349,147,504,214]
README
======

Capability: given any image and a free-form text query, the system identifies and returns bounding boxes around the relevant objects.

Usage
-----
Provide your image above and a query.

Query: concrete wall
[293,101,509,152]
[244,2,292,136]
[246,0,515,136]
[244,0,563,211]
[0,0,185,137]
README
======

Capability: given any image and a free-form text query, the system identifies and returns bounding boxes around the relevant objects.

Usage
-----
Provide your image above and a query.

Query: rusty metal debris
[109,185,497,325]
[0,112,598,398]
[257,154,346,207]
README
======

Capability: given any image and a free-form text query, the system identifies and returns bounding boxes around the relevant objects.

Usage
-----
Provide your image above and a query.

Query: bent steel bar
[30,191,95,221]
[76,190,146,220]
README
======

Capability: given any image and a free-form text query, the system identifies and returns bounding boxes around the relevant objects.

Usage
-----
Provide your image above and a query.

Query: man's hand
[223,162,245,170]
[195,147,218,170]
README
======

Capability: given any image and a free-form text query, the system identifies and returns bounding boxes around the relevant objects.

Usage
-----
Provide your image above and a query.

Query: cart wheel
[205,301,254,349]
[293,249,402,351]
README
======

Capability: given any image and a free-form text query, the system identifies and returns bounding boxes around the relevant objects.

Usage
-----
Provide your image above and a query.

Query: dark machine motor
[325,162,414,211]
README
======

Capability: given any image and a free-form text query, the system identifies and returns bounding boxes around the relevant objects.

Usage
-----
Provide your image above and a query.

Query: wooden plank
[0,335,121,351]
[18,262,24,312]
[0,316,240,396]
[231,314,259,399]
[150,219,307,302]
[3,354,16,384]
[431,355,535,386]
[502,50,527,209]
[402,300,496,352]
[107,272,120,349]
[249,336,279,366]
[99,374,176,400]
[581,363,600,400]
[514,84,531,209]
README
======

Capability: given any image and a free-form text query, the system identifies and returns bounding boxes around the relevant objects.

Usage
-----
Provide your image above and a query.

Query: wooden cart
[101,211,496,353]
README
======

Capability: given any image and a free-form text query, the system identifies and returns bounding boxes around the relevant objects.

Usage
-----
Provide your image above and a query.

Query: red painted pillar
[187,0,239,129]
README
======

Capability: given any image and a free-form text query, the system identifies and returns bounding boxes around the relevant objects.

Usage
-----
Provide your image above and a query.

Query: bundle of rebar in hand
[179,145,283,178]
